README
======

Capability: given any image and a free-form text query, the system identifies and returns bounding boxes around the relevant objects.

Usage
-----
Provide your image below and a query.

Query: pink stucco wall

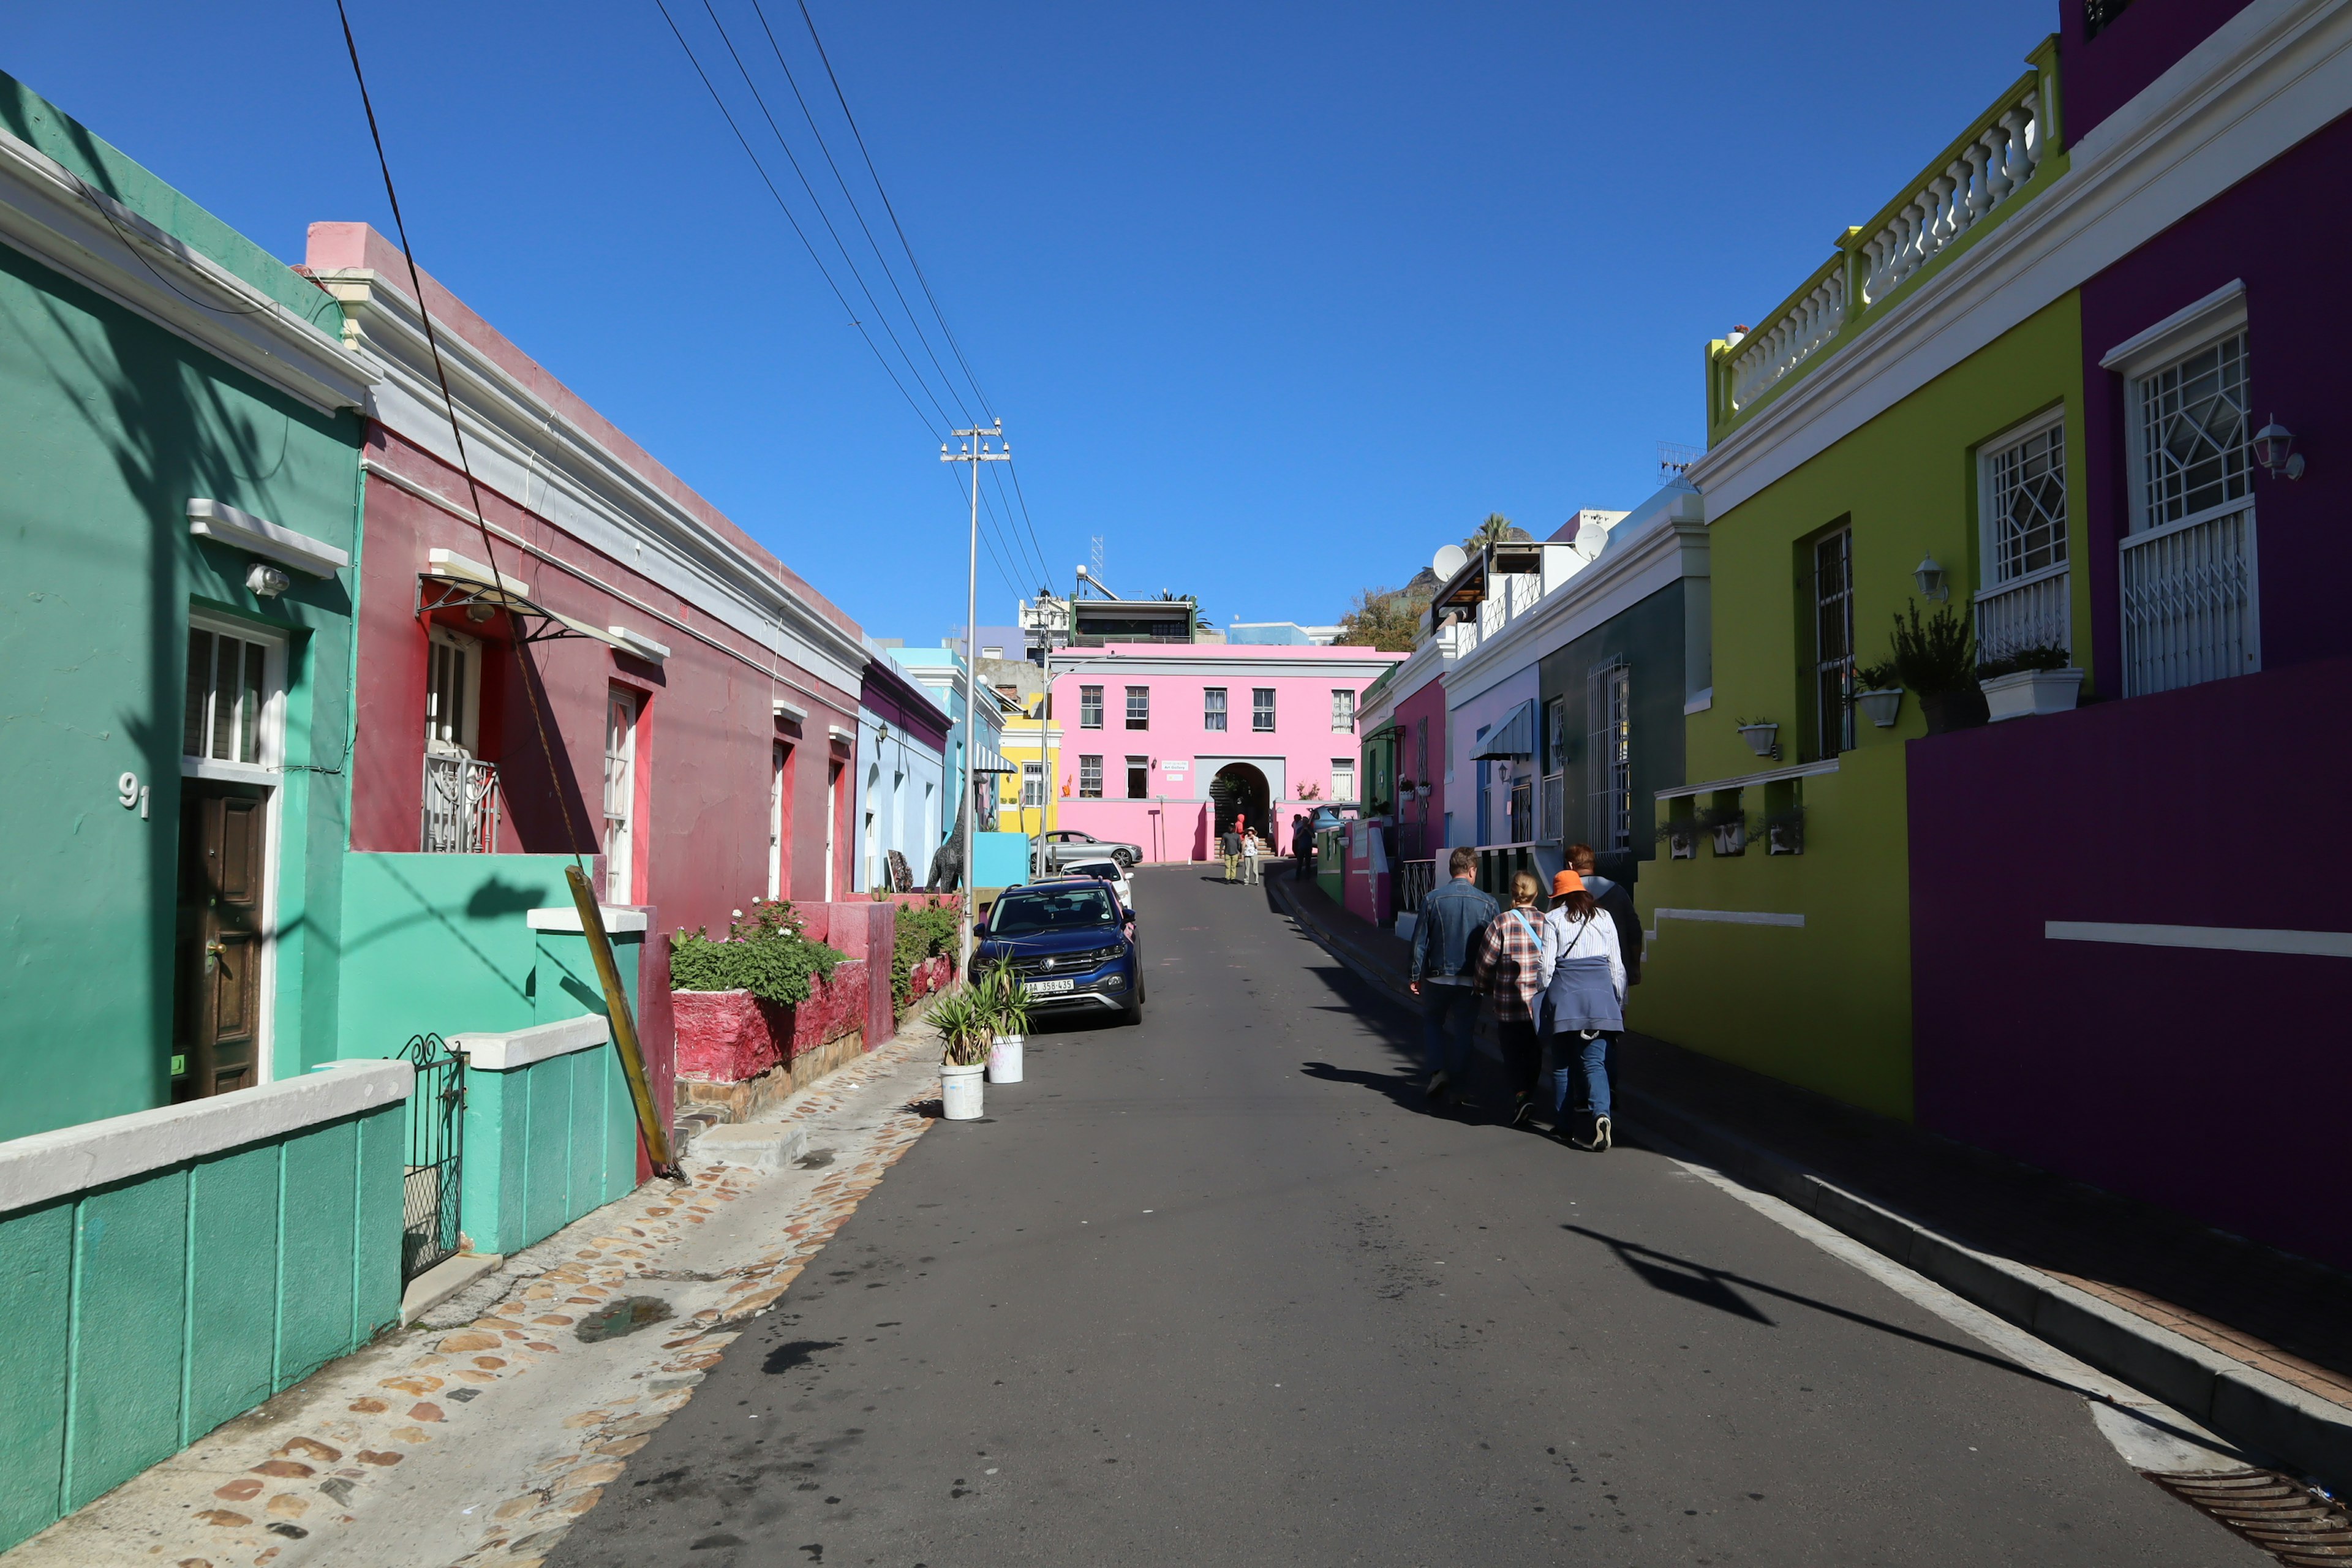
[1045,643,1404,860]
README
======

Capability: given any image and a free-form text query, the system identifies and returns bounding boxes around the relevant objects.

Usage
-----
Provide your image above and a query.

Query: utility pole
[941,421,1008,978]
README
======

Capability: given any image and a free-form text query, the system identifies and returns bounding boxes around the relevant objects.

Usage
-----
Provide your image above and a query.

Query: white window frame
[1125,755,1149,800]
[1021,761,1046,810]
[767,742,786,899]
[425,624,483,758]
[1203,687,1227,731]
[2101,284,2260,696]
[1330,758,1355,802]
[1586,658,1632,851]
[604,687,639,904]
[1973,408,2073,661]
[1079,753,1104,799]
[1330,688,1355,732]
[1252,687,1276,733]
[1079,685,1103,729]
[1125,685,1150,730]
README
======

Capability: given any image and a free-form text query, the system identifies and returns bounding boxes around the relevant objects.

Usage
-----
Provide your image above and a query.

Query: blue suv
[973,879,1143,1026]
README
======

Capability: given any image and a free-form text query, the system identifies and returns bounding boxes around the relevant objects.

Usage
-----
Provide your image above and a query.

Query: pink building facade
[1044,644,1404,861]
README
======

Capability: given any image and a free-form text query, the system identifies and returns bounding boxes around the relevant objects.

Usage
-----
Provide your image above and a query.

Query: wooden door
[174,783,268,1100]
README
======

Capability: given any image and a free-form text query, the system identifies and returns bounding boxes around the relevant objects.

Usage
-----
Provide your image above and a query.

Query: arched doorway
[1210,763,1270,845]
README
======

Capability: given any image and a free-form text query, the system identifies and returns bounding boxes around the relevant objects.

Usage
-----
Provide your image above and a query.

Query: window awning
[1472,699,1537,760]
[972,741,1017,774]
[418,551,630,652]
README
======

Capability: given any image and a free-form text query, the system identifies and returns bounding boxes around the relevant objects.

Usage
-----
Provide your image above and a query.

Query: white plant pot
[1855,688,1904,729]
[941,1062,986,1120]
[1981,667,2084,722]
[1737,722,1779,758]
[988,1033,1025,1084]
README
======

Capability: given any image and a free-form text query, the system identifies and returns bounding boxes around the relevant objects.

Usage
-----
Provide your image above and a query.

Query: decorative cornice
[1447,516,1708,704]
[1687,0,2347,518]
[0,129,376,415]
[314,266,868,695]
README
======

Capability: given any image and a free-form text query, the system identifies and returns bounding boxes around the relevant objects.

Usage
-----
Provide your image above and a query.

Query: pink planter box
[674,958,871,1085]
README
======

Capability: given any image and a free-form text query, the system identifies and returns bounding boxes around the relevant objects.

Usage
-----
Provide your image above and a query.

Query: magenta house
[1045,643,1404,861]
[1907,0,2352,1270]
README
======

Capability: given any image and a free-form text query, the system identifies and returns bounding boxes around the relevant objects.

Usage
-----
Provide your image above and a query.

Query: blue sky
[13,0,2051,643]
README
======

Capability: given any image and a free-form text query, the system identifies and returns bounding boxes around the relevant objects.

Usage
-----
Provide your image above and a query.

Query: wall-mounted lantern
[2253,417,2305,480]
[1913,552,1949,602]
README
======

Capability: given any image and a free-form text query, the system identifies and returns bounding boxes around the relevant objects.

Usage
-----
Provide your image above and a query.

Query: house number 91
[118,771,151,820]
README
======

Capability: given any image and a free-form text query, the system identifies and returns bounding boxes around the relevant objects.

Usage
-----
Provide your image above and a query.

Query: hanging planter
[1855,688,1904,728]
[1735,720,1781,759]
[1694,803,1746,858]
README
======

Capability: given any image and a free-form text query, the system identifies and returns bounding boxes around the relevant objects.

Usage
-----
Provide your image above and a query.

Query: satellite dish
[1431,544,1467,579]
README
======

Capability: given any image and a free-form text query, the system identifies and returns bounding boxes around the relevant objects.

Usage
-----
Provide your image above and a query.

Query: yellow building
[993,693,1060,844]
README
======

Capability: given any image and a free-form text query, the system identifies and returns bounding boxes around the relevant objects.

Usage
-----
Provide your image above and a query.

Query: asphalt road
[553,864,2260,1567]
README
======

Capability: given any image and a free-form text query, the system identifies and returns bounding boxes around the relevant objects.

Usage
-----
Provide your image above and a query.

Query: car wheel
[1114,850,1136,870]
[1120,986,1144,1026]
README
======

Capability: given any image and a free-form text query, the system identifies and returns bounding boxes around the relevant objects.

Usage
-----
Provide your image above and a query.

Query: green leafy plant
[931,989,995,1068]
[669,899,843,1008]
[1755,807,1806,855]
[891,899,962,1014]
[1852,658,1900,692]
[1886,603,1978,695]
[1977,642,2073,679]
[979,959,1031,1037]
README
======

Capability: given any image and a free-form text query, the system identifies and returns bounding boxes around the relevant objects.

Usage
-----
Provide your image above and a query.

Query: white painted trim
[1654,908,1807,928]
[0,1060,413,1216]
[774,699,809,723]
[2098,278,2247,373]
[526,904,649,934]
[1687,0,2351,518]
[0,130,378,415]
[608,626,671,663]
[450,1012,611,1071]
[179,756,279,787]
[829,724,856,742]
[1683,688,1715,715]
[2045,921,2351,957]
[186,499,350,576]
[426,546,531,598]
[1654,756,1841,801]
[317,268,867,695]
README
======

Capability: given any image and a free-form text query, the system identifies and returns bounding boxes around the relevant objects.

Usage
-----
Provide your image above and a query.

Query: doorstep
[398,1251,504,1326]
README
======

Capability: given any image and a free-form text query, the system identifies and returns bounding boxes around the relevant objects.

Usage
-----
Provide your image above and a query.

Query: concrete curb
[1270,866,2352,1491]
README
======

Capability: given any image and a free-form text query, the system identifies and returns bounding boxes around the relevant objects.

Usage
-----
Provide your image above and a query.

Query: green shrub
[1887,603,1977,695]
[892,899,963,1015]
[669,899,843,1008]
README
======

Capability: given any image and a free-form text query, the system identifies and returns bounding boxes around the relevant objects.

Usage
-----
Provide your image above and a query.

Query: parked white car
[1059,856,1135,912]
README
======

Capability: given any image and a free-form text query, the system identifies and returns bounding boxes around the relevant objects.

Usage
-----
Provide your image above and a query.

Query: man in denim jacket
[1409,846,1498,1106]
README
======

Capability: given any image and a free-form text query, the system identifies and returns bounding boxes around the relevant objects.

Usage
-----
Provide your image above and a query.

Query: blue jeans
[1548,1031,1615,1123]
[1420,982,1479,1080]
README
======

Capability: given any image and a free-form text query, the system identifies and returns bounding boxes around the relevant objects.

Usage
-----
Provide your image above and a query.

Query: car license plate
[1025,978,1074,995]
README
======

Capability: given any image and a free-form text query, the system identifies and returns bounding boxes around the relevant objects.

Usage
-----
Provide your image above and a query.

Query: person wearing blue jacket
[1408,845,1499,1106]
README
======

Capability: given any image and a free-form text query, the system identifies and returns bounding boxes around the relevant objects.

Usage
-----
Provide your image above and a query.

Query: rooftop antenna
[1659,441,1703,486]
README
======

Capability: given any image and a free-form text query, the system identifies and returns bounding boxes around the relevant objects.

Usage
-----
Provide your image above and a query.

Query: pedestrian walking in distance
[1472,869,1548,1126]
[1220,823,1244,883]
[1566,843,1642,989]
[1537,868,1627,1150]
[1242,830,1263,886]
[1408,846,1499,1107]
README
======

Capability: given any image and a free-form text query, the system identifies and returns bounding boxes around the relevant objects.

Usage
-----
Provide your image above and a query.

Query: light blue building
[886,644,1019,873]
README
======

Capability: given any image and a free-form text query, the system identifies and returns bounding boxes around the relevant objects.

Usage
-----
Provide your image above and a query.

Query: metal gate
[399,1033,466,1283]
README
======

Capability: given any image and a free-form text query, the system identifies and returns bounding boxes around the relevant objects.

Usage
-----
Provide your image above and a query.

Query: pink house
[1044,643,1406,861]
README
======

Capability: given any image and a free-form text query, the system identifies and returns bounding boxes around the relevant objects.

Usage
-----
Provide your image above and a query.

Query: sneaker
[1424,1070,1451,1106]
[1591,1114,1613,1153]
[1510,1094,1536,1128]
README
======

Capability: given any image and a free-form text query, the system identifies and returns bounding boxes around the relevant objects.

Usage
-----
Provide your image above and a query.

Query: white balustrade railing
[1727,270,1847,413]
[423,751,503,854]
[1478,594,1506,641]
[2120,510,2259,697]
[1973,562,2071,661]
[1860,92,2044,307]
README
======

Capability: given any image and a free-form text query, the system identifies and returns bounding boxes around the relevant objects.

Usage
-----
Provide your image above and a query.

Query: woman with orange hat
[1536,868,1627,1151]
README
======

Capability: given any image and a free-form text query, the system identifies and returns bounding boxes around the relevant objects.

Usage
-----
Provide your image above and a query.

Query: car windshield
[990,887,1119,935]
[1065,860,1121,879]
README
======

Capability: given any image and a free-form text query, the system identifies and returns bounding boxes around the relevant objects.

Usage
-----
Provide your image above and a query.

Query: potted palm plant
[982,960,1029,1085]
[1888,603,1987,734]
[933,989,993,1120]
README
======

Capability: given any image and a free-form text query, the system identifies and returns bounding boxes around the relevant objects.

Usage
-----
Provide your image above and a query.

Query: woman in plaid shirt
[1473,870,1548,1126]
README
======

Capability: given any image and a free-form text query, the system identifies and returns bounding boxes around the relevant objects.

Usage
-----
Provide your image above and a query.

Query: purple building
[1908,0,2352,1269]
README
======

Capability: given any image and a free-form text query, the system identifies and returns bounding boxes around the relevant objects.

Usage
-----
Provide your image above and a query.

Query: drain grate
[2144,1469,2352,1564]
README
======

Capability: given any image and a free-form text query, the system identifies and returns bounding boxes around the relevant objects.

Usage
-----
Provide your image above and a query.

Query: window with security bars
[1204,687,1227,731]
[1813,530,1855,758]
[603,688,638,903]
[184,627,271,766]
[1021,762,1046,809]
[1330,689,1354,731]
[1585,660,1632,850]
[1125,685,1150,729]
[2123,330,2258,695]
[1079,685,1103,728]
[1079,754,1103,797]
[1253,688,1275,732]
[1975,418,2071,662]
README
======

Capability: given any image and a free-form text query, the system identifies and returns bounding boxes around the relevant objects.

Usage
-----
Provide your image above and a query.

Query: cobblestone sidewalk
[2,1025,948,1568]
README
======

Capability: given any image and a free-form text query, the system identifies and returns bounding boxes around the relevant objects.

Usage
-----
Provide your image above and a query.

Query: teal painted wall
[460,1044,638,1257]
[1536,579,1689,870]
[0,1099,404,1552]
[0,71,363,1140]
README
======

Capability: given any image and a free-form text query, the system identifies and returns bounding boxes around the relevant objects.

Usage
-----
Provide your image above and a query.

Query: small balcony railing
[1973,561,2070,661]
[423,751,502,854]
[1397,858,1436,916]
[2120,508,2259,697]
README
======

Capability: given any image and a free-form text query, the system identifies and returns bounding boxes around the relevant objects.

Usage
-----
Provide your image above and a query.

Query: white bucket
[988,1033,1025,1084]
[941,1062,986,1120]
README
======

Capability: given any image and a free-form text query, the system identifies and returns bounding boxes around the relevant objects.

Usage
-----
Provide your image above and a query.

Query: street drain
[2145,1469,2352,1564]
[575,1295,673,1343]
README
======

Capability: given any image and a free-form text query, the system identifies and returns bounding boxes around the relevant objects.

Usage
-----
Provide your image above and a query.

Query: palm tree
[1463,512,1530,552]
